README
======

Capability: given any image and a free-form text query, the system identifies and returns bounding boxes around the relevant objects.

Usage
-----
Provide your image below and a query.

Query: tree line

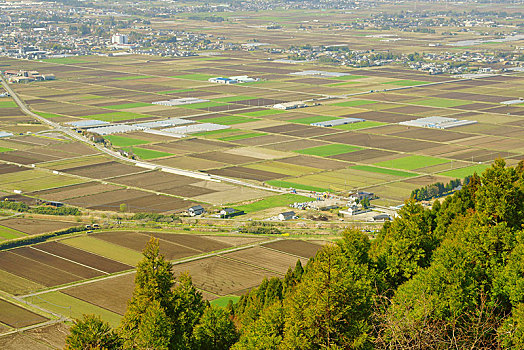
[65,159,524,349]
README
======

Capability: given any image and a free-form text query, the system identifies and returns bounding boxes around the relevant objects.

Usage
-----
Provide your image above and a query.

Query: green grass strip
[104,102,151,110]
[438,164,490,178]
[204,115,259,125]
[125,147,173,160]
[0,147,14,153]
[0,101,17,108]
[113,75,154,81]
[290,115,340,125]
[240,109,286,117]
[236,193,311,213]
[0,225,26,241]
[210,295,240,307]
[350,165,415,178]
[104,135,150,147]
[295,144,361,157]
[333,121,386,130]
[27,292,121,327]
[266,180,329,192]
[35,111,66,119]
[62,236,142,266]
[81,112,149,122]
[218,132,266,141]
[374,155,449,171]
[332,100,377,107]
[382,79,428,86]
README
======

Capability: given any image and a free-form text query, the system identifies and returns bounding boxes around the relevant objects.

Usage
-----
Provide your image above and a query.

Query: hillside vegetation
[66,159,524,349]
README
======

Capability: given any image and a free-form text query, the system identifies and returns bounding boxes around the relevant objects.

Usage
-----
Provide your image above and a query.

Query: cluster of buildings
[3,70,55,83]
[208,75,259,84]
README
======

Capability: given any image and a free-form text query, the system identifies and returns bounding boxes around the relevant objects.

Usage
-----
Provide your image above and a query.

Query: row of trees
[66,159,524,349]
[410,177,461,201]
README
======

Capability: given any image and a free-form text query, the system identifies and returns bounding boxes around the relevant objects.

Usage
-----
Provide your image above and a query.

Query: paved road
[0,75,285,195]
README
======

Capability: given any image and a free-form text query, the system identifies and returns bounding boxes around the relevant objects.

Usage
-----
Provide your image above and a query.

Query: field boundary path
[0,75,284,195]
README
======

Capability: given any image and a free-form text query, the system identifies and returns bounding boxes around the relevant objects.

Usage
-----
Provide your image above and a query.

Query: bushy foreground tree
[66,159,524,349]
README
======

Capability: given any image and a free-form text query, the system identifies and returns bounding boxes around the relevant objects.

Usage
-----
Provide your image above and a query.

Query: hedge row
[0,226,85,251]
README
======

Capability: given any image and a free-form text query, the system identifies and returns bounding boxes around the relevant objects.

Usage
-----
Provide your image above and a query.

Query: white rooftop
[290,70,349,78]
[66,119,110,128]
[311,117,365,127]
[152,98,208,106]
[399,116,477,129]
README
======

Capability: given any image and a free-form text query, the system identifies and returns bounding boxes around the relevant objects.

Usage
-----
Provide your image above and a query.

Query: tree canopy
[65,160,524,349]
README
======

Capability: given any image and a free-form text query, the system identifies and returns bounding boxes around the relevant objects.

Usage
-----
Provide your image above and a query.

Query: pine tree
[192,306,238,350]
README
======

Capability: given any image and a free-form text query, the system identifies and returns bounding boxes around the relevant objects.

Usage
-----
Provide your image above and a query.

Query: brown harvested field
[191,151,260,165]
[31,182,121,201]
[61,161,143,179]
[223,246,307,274]
[109,171,198,189]
[234,134,296,146]
[153,156,227,171]
[278,155,349,170]
[162,184,216,197]
[0,218,78,235]
[404,175,453,186]
[283,126,342,138]
[208,166,283,181]
[329,149,399,163]
[448,149,514,162]
[384,105,441,115]
[0,152,48,165]
[256,123,314,134]
[63,273,135,315]
[0,322,69,350]
[390,128,474,142]
[342,110,414,123]
[151,232,231,252]
[0,163,28,175]
[36,242,133,273]
[263,240,323,258]
[0,299,48,328]
[170,256,279,295]
[206,235,267,246]
[93,231,201,260]
[10,247,103,279]
[62,188,141,208]
[0,251,80,286]
[94,193,197,213]
[453,102,496,111]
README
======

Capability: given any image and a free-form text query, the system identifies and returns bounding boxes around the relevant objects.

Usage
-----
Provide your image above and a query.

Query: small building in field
[278,211,297,221]
[220,208,245,218]
[372,214,391,222]
[188,205,205,216]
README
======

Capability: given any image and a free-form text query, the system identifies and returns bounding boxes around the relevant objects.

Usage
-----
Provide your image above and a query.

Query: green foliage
[131,212,179,223]
[65,314,121,350]
[411,178,461,201]
[192,307,238,350]
[238,222,282,235]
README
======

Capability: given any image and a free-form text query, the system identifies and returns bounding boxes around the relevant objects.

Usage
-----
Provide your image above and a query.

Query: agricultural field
[0,229,324,334]
[0,51,519,208]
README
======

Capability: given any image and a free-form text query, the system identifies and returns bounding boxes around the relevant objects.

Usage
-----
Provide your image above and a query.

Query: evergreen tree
[65,314,121,350]
[192,306,238,350]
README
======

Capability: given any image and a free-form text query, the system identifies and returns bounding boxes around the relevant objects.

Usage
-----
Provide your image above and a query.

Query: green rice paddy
[295,144,361,157]
[374,155,450,171]
[218,132,266,141]
[240,109,286,117]
[350,165,415,178]
[439,164,490,178]
[382,79,427,86]
[81,112,149,122]
[104,102,151,110]
[104,135,150,147]
[125,147,173,160]
[235,193,310,213]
